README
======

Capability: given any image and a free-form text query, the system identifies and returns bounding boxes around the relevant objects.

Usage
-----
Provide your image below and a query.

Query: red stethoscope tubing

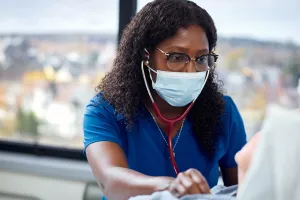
[151,102,194,175]
[141,59,209,175]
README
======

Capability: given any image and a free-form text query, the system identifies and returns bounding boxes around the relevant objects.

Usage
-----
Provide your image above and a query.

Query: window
[0,0,119,150]
[138,0,300,139]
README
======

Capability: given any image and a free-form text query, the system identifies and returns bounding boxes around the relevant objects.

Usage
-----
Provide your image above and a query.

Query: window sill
[0,151,95,182]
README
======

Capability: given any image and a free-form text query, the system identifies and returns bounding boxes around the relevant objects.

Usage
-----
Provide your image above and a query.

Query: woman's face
[148,25,209,76]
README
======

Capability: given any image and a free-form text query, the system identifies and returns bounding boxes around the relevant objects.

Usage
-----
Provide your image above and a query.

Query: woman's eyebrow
[196,49,209,55]
[164,45,209,53]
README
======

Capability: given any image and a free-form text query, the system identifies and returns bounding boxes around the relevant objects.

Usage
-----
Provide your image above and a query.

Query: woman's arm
[86,141,174,200]
[220,167,238,186]
[84,97,211,199]
[219,97,247,186]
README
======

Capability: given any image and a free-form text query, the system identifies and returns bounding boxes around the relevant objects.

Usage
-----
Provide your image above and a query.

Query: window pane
[137,0,300,139]
[0,0,119,149]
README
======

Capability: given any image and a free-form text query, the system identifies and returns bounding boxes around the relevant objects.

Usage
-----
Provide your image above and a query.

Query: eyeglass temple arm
[157,48,169,56]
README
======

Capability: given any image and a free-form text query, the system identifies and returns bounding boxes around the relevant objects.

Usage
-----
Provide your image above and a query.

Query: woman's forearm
[100,167,174,200]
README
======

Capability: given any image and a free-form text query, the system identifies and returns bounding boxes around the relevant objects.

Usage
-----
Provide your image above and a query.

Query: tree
[285,56,300,87]
[16,108,39,137]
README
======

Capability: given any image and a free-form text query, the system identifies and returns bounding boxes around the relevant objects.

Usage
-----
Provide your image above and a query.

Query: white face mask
[147,65,209,107]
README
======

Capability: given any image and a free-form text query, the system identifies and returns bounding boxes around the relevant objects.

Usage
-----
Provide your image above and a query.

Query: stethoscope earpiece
[144,60,150,66]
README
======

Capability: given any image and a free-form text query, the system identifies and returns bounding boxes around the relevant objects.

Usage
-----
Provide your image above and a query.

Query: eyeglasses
[157,48,218,72]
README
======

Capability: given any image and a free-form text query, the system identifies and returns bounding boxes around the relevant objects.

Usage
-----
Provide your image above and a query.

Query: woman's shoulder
[83,93,127,151]
[86,93,117,118]
[88,93,110,108]
[86,93,126,122]
[86,93,113,112]
[218,95,245,132]
[221,95,240,118]
[222,95,235,106]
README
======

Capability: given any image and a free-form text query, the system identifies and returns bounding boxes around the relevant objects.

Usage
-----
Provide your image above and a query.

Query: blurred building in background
[0,0,299,148]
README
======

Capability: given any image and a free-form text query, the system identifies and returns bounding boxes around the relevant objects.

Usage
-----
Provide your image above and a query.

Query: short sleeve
[219,96,247,168]
[83,95,123,153]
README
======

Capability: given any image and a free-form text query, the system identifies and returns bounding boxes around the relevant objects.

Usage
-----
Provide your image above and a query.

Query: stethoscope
[141,60,209,175]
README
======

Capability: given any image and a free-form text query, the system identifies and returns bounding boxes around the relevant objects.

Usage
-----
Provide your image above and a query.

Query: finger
[187,169,211,194]
[173,184,186,198]
[198,177,211,194]
[188,169,202,184]
[169,179,187,198]
[179,172,201,194]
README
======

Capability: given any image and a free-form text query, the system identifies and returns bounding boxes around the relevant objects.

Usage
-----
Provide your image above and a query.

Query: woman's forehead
[157,25,209,53]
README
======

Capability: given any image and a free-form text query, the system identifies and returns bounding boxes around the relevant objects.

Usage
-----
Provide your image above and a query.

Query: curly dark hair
[96,0,225,157]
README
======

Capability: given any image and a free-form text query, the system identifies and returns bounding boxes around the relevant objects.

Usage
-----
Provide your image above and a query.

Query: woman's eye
[197,56,208,63]
[169,54,186,62]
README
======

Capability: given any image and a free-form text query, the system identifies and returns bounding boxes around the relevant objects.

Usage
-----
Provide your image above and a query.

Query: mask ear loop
[148,67,156,84]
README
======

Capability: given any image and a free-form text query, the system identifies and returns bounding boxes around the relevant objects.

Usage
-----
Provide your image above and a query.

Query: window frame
[0,0,137,160]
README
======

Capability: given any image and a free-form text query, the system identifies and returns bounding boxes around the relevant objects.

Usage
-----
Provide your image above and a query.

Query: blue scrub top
[83,94,246,188]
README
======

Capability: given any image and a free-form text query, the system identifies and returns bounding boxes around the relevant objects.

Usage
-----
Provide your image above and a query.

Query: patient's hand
[168,168,211,198]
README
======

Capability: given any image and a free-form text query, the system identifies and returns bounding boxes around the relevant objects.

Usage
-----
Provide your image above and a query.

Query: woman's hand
[167,168,211,198]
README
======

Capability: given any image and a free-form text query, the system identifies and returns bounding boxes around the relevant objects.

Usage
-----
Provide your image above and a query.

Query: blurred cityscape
[0,34,299,148]
[0,34,116,148]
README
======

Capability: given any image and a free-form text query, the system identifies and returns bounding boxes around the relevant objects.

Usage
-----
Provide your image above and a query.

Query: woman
[83,0,247,199]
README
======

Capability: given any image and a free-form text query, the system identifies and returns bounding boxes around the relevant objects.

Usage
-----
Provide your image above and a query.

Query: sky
[139,0,300,44]
[0,0,119,34]
[0,0,299,44]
